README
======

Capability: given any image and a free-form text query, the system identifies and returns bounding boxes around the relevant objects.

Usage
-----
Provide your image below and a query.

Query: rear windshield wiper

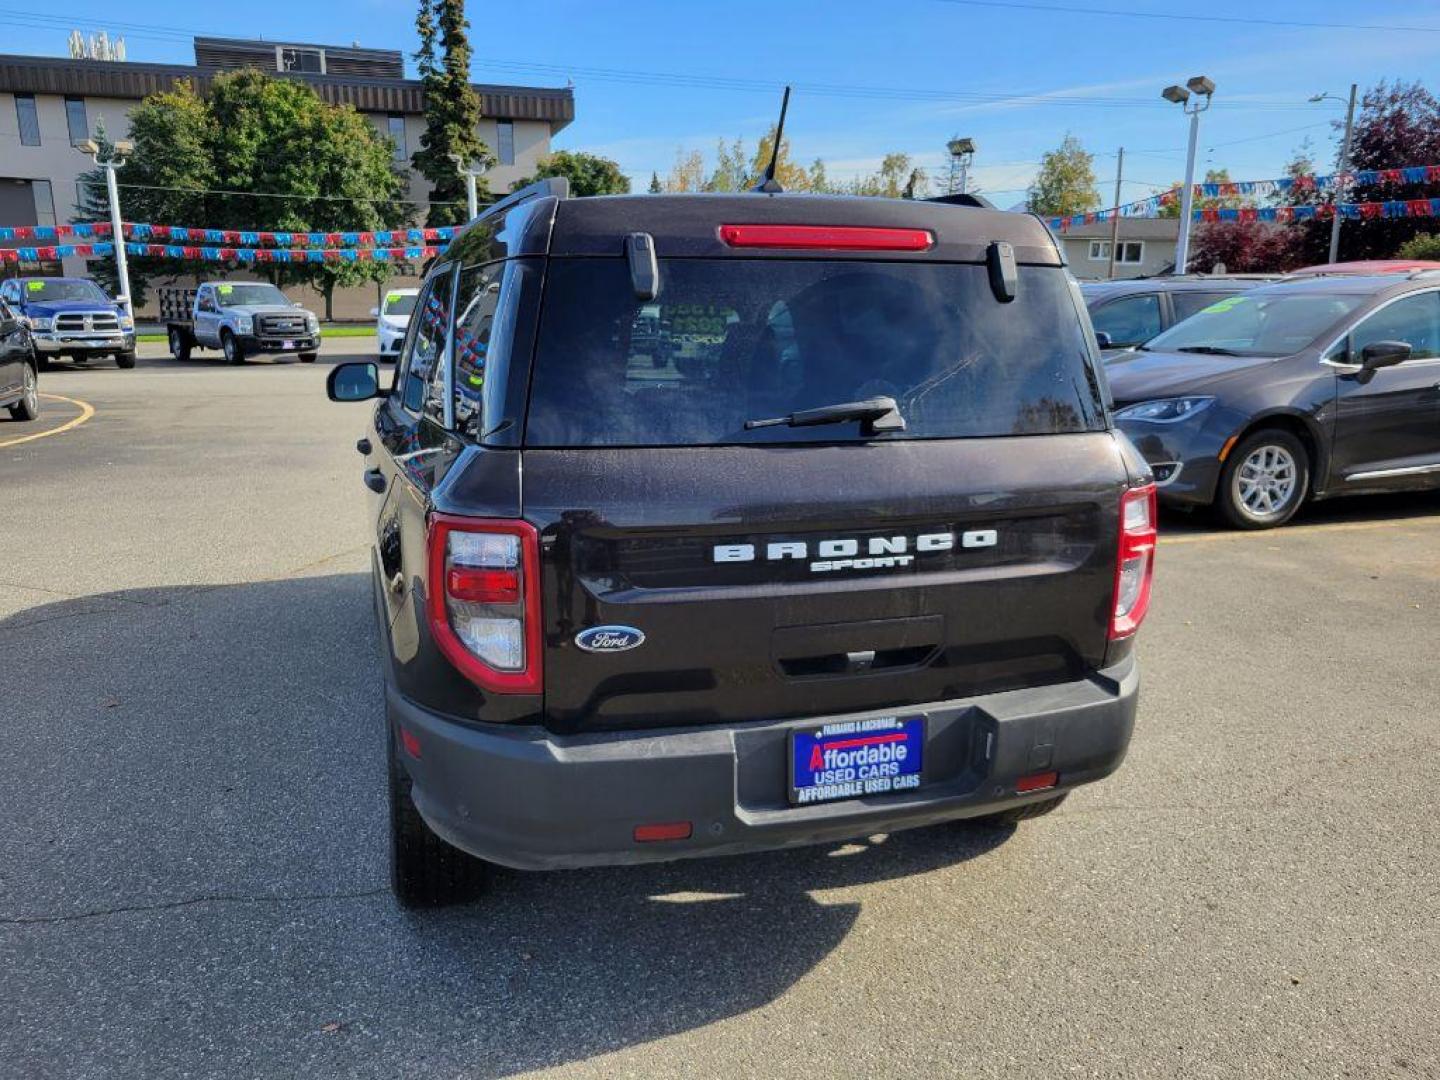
[745,396,906,435]
[1174,345,1244,356]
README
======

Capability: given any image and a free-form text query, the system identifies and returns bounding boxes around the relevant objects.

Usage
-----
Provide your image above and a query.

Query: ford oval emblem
[575,625,646,653]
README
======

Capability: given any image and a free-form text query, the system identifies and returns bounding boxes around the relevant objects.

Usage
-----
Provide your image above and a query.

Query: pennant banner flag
[120,243,443,263]
[0,223,458,246]
[0,243,115,263]
[1045,161,1440,232]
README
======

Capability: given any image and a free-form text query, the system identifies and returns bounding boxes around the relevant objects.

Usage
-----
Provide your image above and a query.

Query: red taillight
[719,224,935,251]
[633,822,692,843]
[1110,484,1157,640]
[427,515,542,694]
[399,726,422,760]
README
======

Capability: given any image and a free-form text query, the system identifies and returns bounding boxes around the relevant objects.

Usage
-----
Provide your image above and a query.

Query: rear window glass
[525,259,1104,446]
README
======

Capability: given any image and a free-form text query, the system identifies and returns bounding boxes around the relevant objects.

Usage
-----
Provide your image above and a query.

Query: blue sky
[7,1,1440,205]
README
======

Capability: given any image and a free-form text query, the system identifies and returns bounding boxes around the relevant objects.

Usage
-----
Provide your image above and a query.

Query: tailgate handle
[363,468,387,494]
[779,644,938,679]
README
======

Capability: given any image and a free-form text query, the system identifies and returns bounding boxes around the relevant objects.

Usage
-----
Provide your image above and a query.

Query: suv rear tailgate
[526,434,1126,733]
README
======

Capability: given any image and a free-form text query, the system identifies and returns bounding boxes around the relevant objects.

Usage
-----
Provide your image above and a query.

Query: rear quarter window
[525,259,1105,447]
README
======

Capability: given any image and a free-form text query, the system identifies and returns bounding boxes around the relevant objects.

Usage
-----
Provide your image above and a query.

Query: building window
[387,115,407,163]
[16,94,40,146]
[32,180,56,228]
[279,47,324,73]
[1087,240,1144,264]
[496,120,514,166]
[64,97,89,144]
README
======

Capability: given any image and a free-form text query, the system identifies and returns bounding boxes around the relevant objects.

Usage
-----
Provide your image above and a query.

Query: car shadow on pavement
[0,573,1012,1079]
[1157,487,1440,539]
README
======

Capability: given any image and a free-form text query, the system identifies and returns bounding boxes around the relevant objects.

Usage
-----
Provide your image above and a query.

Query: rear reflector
[719,224,935,251]
[1017,770,1058,793]
[1109,484,1158,640]
[399,726,422,760]
[446,567,520,605]
[633,822,693,843]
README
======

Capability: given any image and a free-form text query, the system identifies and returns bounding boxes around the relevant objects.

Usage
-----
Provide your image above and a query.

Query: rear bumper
[392,657,1139,871]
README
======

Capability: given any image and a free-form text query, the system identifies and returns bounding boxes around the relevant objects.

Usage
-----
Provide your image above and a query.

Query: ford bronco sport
[327,179,1155,906]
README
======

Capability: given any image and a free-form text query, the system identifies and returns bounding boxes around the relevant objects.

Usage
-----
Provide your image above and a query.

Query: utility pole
[1329,83,1358,264]
[1164,76,1215,276]
[1107,147,1125,280]
[76,137,134,317]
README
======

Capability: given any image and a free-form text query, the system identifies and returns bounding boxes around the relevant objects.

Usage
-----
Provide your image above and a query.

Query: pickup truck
[161,282,320,364]
[0,276,135,369]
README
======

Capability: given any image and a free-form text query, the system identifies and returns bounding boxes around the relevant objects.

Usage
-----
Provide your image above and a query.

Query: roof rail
[927,192,995,209]
[1408,268,1440,280]
[473,176,569,223]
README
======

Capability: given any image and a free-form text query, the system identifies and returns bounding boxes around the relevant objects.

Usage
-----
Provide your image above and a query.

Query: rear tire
[388,728,488,908]
[1216,428,1309,530]
[968,793,1068,829]
[168,327,191,362]
[116,350,136,369]
[221,330,244,366]
[8,364,39,421]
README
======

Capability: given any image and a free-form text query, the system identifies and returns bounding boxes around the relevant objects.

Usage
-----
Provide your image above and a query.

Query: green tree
[847,153,927,199]
[412,0,490,225]
[665,149,706,192]
[1397,232,1440,259]
[1157,168,1242,218]
[648,171,662,194]
[707,137,750,191]
[513,150,630,196]
[72,71,410,313]
[1026,134,1099,217]
[748,124,814,191]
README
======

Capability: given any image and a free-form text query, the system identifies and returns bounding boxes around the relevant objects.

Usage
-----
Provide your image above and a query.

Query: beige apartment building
[0,36,574,317]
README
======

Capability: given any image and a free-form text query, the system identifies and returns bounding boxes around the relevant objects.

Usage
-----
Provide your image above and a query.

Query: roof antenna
[752,86,792,193]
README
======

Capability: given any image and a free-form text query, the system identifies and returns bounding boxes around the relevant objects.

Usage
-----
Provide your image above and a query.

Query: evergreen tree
[412,0,491,226]
[648,171,662,194]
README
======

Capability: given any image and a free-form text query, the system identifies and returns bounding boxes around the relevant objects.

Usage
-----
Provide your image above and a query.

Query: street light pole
[1107,146,1125,280]
[76,137,134,318]
[1329,83,1358,264]
[946,137,976,196]
[1164,76,1215,276]
[449,154,488,221]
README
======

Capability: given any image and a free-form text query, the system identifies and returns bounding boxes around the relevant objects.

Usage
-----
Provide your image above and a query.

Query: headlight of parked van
[1114,397,1214,423]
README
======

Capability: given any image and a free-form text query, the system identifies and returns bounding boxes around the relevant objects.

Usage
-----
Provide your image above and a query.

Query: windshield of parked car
[21,279,109,304]
[526,258,1106,446]
[1143,290,1366,356]
[215,283,290,307]
[383,293,418,317]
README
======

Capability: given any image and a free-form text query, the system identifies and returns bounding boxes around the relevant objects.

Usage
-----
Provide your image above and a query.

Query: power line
[928,0,1440,34]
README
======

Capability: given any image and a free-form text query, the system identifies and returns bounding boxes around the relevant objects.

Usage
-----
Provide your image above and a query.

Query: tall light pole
[449,154,488,221]
[75,136,134,317]
[1162,75,1215,275]
[946,137,976,196]
[1311,85,1358,264]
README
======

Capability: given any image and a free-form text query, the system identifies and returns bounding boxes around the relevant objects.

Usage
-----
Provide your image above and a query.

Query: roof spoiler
[927,192,995,209]
[474,176,569,222]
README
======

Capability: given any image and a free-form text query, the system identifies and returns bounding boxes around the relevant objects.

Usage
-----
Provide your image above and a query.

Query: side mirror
[369,307,380,317]
[328,362,384,402]
[113,294,129,306]
[1094,330,1113,349]
[1360,340,1410,371]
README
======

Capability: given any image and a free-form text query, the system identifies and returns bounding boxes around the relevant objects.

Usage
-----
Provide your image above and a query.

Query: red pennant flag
[1407,199,1432,217]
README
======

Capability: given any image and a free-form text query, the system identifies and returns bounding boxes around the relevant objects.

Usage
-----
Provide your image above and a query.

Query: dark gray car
[1083,276,1276,356]
[1107,272,1440,528]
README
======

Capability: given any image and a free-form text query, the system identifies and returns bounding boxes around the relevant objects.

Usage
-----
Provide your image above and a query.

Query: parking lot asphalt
[2,341,1438,1080]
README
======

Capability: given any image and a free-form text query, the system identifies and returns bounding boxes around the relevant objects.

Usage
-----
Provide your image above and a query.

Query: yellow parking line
[0,393,96,450]
[1162,516,1440,545]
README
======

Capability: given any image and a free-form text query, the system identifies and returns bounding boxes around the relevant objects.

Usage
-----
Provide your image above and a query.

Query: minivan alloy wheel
[1236,445,1298,516]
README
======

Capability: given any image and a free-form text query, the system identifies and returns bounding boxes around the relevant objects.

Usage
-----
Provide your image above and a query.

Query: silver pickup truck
[161,282,320,364]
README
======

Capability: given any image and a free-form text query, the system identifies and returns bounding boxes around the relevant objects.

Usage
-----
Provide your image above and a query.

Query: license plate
[282,340,295,349]
[790,715,924,805]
